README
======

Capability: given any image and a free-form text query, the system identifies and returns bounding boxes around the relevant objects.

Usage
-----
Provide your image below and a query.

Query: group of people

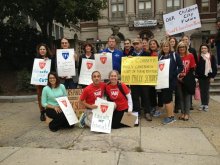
[34,33,218,132]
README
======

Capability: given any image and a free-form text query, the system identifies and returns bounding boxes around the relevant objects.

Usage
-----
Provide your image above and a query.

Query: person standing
[101,36,123,73]
[105,70,133,129]
[196,44,217,111]
[159,40,183,124]
[176,42,196,121]
[123,39,134,56]
[35,43,54,121]
[41,72,72,132]
[215,19,220,66]
[130,38,152,121]
[78,42,95,88]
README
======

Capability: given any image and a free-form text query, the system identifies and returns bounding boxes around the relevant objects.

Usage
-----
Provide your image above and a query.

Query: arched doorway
[139,30,154,39]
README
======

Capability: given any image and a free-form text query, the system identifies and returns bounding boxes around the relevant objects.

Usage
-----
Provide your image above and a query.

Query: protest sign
[67,89,86,118]
[30,58,51,85]
[56,49,75,77]
[56,96,79,125]
[155,59,170,89]
[163,4,201,35]
[120,112,137,127]
[121,56,158,85]
[91,98,114,134]
[95,53,112,80]
[78,59,96,85]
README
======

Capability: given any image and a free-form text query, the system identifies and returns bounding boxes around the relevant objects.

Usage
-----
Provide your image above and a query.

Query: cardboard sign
[95,53,113,80]
[67,89,86,118]
[121,56,158,85]
[30,58,51,85]
[56,96,79,125]
[163,4,201,35]
[56,49,76,77]
[120,112,137,127]
[155,59,170,89]
[78,59,96,85]
[91,98,114,134]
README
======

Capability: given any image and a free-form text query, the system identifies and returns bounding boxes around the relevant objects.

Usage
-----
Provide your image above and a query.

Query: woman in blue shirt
[41,72,72,132]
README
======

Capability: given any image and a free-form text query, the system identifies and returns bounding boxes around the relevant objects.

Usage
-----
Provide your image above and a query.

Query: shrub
[16,69,35,91]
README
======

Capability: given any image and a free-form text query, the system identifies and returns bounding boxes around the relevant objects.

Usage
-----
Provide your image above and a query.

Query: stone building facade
[80,0,219,51]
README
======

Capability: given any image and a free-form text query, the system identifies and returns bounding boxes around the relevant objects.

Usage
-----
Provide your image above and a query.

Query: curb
[0,95,37,103]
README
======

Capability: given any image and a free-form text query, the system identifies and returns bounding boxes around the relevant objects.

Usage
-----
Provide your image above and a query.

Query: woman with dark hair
[78,42,95,88]
[196,44,217,111]
[35,43,54,121]
[169,37,178,52]
[41,72,71,132]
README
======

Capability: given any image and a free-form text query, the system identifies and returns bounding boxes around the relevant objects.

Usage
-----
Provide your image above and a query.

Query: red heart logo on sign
[86,62,93,69]
[39,61,46,69]
[100,104,108,113]
[159,63,165,71]
[100,56,107,64]
[61,100,67,107]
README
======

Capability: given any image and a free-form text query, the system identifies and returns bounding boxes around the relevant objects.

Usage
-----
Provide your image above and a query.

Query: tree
[0,0,107,39]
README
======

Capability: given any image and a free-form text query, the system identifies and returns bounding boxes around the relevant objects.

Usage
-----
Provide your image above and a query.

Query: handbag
[194,85,201,100]
[182,69,196,95]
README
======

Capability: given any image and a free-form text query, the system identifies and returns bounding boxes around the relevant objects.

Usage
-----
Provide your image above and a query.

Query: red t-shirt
[105,83,130,111]
[80,82,106,105]
[181,53,196,75]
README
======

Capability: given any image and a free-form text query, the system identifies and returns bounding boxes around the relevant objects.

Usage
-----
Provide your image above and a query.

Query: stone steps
[210,67,220,95]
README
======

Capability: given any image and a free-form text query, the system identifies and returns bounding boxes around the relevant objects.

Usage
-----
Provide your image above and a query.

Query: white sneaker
[203,105,209,112]
[199,105,204,111]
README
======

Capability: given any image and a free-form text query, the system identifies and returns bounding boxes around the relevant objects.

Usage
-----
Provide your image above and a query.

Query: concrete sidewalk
[0,97,220,165]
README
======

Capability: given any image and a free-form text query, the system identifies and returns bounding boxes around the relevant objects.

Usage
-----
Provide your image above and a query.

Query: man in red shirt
[79,71,106,127]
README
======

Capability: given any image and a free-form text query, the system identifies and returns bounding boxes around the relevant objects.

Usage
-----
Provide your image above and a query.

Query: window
[111,0,124,19]
[166,0,181,13]
[201,0,209,12]
[138,0,152,18]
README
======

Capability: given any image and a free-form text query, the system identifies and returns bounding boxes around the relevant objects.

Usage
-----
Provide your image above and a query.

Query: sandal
[184,114,189,121]
[178,114,185,120]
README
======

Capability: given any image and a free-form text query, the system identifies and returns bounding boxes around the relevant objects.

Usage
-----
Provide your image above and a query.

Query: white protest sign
[56,49,76,77]
[163,4,201,35]
[156,59,170,89]
[30,58,51,85]
[91,98,114,134]
[56,96,79,125]
[78,59,96,85]
[95,53,113,80]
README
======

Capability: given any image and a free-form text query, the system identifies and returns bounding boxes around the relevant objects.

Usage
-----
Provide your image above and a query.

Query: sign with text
[91,98,114,134]
[56,49,76,77]
[30,58,51,85]
[95,53,113,80]
[78,59,96,85]
[163,4,201,35]
[134,20,157,27]
[155,59,170,89]
[56,96,79,125]
[121,56,158,85]
[67,89,86,118]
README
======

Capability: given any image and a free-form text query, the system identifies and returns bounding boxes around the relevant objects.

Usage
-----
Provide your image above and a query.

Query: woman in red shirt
[105,70,133,129]
[176,42,196,121]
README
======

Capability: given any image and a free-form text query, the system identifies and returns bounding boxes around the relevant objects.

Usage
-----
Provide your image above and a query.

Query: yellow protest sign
[121,56,158,85]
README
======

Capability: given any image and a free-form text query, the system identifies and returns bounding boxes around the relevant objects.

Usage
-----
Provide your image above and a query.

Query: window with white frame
[166,0,181,13]
[111,0,124,19]
[138,0,152,18]
[201,0,209,12]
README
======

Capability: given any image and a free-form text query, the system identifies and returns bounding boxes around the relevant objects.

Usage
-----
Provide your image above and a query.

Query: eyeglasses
[61,42,68,44]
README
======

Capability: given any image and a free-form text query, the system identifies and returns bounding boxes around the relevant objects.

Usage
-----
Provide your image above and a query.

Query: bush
[16,69,35,91]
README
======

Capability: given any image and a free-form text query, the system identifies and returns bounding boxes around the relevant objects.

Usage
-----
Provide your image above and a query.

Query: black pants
[131,85,150,114]
[199,78,210,105]
[46,108,69,130]
[112,109,128,129]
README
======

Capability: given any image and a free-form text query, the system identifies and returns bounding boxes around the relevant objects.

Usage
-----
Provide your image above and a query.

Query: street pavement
[0,96,220,165]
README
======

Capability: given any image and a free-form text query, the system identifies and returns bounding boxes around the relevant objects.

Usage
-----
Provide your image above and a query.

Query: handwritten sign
[95,53,113,80]
[156,59,170,89]
[91,98,114,134]
[78,59,96,85]
[56,49,76,77]
[67,89,86,118]
[163,4,201,35]
[56,96,79,125]
[30,58,51,85]
[121,56,158,85]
